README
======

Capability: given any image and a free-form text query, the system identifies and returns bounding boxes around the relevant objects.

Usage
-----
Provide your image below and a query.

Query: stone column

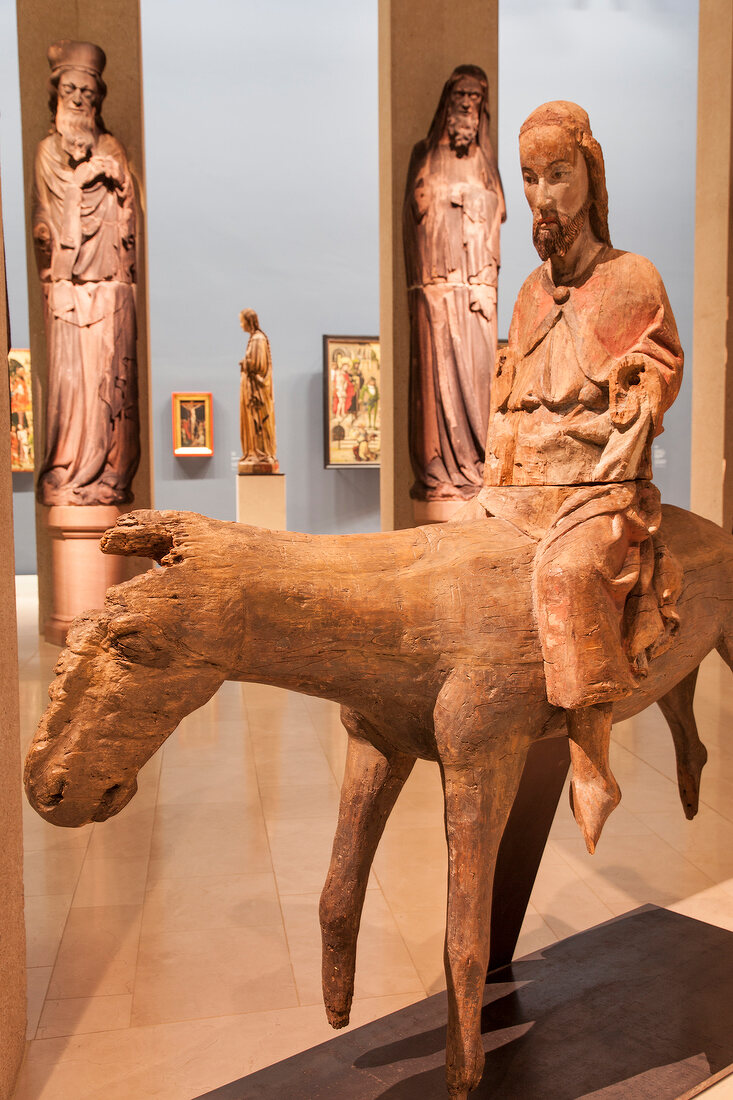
[691,0,733,529]
[17,0,153,640]
[378,0,499,531]
[0,161,27,1100]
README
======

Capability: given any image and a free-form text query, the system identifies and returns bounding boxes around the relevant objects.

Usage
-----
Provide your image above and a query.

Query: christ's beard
[532,201,590,261]
[56,103,97,162]
[446,109,479,157]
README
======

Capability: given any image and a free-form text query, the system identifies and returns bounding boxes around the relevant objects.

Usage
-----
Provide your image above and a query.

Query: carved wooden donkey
[25,103,727,1099]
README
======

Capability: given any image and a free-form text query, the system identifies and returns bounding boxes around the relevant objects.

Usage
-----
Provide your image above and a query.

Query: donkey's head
[24,510,243,827]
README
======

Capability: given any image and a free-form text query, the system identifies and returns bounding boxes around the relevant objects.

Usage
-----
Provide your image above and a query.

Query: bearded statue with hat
[33,39,139,507]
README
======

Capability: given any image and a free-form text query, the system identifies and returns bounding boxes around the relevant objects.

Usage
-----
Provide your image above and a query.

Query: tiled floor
[11,574,733,1099]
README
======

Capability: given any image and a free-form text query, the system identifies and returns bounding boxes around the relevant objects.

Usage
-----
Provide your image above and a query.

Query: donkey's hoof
[325,1006,350,1029]
[446,1049,484,1097]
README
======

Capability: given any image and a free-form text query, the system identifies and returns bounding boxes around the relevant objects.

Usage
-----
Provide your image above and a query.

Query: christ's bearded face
[520,124,590,261]
[445,76,483,157]
[55,68,100,161]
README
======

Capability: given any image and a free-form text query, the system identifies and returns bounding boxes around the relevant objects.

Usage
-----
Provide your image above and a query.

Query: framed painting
[8,348,34,472]
[323,335,380,468]
[172,392,214,456]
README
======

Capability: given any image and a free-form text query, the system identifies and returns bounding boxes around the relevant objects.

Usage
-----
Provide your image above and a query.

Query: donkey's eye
[109,630,169,668]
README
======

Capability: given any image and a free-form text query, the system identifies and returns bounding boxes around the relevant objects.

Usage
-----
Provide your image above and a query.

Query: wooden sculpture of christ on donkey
[474,100,683,852]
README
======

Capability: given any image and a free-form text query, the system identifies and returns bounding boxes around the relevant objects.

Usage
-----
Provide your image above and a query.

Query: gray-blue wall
[1,0,697,573]
[498,0,697,509]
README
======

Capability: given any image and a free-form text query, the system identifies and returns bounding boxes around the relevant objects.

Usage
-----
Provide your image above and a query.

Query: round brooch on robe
[552,286,570,305]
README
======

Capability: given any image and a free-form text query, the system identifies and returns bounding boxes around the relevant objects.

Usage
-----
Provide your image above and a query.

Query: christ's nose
[536,178,555,209]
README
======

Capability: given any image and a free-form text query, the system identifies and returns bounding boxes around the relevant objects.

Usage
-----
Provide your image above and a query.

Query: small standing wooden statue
[238,309,278,474]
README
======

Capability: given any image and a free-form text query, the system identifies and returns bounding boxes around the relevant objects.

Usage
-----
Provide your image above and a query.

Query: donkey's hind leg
[319,707,415,1028]
[657,667,707,820]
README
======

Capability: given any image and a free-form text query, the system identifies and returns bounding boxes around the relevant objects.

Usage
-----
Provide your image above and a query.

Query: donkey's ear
[101,511,175,563]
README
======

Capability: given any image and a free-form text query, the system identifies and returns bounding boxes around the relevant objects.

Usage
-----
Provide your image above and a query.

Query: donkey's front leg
[320,708,415,1028]
[439,727,527,1098]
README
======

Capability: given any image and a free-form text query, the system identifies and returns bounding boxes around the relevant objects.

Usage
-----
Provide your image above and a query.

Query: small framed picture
[323,335,380,468]
[172,392,214,456]
[8,348,34,472]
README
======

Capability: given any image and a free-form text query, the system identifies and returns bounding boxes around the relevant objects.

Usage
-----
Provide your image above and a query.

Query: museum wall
[497,0,697,510]
[1,0,696,573]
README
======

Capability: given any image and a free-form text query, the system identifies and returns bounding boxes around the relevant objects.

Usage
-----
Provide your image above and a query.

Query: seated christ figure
[477,101,683,852]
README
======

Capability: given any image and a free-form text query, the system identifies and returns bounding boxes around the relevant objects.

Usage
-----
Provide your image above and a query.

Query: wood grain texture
[23,503,733,1097]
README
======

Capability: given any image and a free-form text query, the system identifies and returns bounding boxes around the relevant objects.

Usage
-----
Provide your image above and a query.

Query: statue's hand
[562,408,612,446]
[33,222,51,246]
[468,283,497,321]
[101,156,125,187]
[74,155,123,188]
[609,355,645,427]
[33,222,52,269]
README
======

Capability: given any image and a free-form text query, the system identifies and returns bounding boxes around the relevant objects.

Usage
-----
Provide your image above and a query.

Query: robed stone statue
[404,64,505,505]
[239,309,278,474]
[33,40,139,506]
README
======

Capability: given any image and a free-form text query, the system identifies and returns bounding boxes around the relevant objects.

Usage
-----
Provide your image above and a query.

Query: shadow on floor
[197,906,733,1099]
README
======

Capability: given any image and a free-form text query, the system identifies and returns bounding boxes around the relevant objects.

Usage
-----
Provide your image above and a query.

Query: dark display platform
[196,905,733,1099]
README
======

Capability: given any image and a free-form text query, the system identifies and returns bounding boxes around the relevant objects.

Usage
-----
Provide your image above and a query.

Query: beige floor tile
[391,905,447,994]
[37,993,132,1039]
[387,759,445,828]
[314,726,348,784]
[22,801,92,854]
[247,712,319,743]
[156,761,260,807]
[513,904,559,958]
[244,682,303,709]
[553,833,717,915]
[253,743,334,785]
[204,694,258,723]
[23,846,87,897]
[26,965,53,1039]
[373,822,448,912]
[529,862,615,940]
[548,794,652,840]
[667,885,733,931]
[85,804,155,859]
[259,775,342,821]
[266,815,340,895]
[24,892,72,968]
[141,871,282,934]
[704,1075,733,1098]
[250,728,323,762]
[72,856,150,908]
[161,721,252,768]
[148,801,272,879]
[12,994,424,1100]
[132,924,298,1025]
[47,905,142,999]
[280,890,424,1005]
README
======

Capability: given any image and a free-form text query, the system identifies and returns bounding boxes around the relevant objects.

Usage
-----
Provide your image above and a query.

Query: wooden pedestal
[236,473,287,530]
[44,505,127,645]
